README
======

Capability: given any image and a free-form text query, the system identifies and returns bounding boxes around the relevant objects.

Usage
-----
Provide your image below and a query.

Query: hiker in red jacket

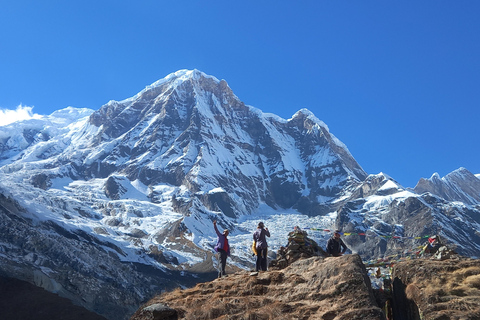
[253,222,270,271]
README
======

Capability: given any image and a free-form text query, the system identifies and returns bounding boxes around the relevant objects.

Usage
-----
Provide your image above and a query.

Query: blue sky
[1,1,479,188]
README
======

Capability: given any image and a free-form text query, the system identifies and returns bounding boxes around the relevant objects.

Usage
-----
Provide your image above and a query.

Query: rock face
[25,69,364,220]
[392,258,480,320]
[130,254,384,320]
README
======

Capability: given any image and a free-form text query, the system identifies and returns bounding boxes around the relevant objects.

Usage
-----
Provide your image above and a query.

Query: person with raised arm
[213,220,230,277]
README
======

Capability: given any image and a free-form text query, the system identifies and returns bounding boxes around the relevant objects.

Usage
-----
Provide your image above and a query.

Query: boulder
[139,303,177,320]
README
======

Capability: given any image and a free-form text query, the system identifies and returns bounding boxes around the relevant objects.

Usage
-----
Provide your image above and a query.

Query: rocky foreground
[131,254,383,320]
[130,253,480,320]
[392,258,480,320]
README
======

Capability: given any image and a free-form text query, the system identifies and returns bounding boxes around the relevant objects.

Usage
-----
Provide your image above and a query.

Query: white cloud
[0,105,43,126]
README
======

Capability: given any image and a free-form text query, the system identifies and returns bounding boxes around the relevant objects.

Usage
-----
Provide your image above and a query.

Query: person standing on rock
[326,230,348,257]
[213,220,230,278]
[253,222,270,271]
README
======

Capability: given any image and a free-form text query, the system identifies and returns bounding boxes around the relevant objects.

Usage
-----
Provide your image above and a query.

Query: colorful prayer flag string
[300,227,431,241]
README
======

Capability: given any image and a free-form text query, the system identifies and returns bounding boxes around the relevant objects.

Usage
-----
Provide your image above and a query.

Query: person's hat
[258,222,264,228]
[334,230,341,235]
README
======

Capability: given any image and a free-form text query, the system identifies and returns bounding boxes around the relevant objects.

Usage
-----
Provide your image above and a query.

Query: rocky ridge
[414,168,480,205]
[131,254,384,320]
[392,258,480,319]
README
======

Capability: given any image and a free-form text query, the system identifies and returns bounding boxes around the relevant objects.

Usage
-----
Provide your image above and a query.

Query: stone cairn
[269,226,327,270]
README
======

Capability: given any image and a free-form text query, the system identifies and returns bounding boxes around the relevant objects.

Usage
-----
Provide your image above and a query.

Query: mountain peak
[414,167,480,205]
[446,167,470,179]
[430,172,442,181]
[121,69,221,103]
[158,69,220,84]
[291,108,329,129]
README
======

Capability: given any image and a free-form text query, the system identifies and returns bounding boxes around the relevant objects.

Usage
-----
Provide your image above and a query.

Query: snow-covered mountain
[414,168,480,205]
[1,69,479,319]
[335,172,480,258]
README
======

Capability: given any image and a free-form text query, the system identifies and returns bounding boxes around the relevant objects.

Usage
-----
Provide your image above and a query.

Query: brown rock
[392,257,480,320]
[130,254,384,320]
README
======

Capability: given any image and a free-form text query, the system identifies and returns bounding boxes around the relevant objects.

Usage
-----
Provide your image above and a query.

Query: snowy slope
[1,69,479,268]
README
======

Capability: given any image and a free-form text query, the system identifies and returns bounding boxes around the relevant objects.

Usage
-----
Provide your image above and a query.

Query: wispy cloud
[0,105,43,126]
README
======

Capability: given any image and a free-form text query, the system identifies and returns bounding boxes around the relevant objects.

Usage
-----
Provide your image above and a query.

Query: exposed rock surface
[131,237,480,320]
[392,257,480,320]
[130,254,385,320]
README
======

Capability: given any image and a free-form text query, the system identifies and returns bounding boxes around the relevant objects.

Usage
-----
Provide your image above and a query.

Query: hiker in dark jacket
[213,220,230,277]
[253,222,270,271]
[326,230,348,257]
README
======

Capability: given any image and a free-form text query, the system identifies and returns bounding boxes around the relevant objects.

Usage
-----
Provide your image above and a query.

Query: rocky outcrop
[131,253,480,320]
[104,176,126,200]
[131,303,177,320]
[392,257,480,320]
[130,254,384,320]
